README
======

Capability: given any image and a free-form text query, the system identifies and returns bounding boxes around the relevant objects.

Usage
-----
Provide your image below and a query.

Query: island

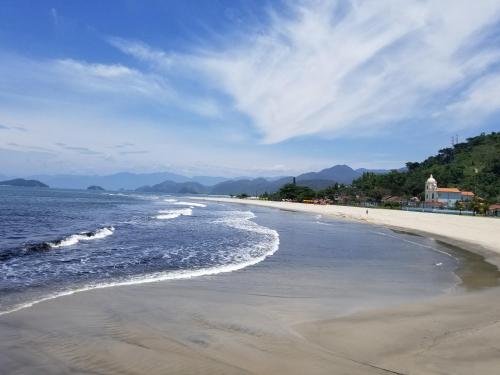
[87,185,105,191]
[0,178,49,188]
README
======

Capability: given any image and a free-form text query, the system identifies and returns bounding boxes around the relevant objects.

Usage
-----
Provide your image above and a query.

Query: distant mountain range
[22,172,227,190]
[137,180,207,194]
[1,165,399,193]
[137,165,398,195]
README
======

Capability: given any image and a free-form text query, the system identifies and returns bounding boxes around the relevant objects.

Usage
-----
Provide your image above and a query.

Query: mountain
[296,164,361,184]
[210,178,285,195]
[356,168,394,174]
[190,176,228,186]
[30,172,193,190]
[209,176,351,196]
[136,180,207,194]
[208,165,390,196]
[27,172,229,190]
[0,178,49,188]
[16,164,398,194]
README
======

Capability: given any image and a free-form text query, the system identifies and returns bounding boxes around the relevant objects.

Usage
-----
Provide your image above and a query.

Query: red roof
[489,204,500,210]
[461,191,474,196]
[437,188,461,193]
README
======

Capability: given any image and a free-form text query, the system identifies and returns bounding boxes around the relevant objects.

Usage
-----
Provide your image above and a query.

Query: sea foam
[173,201,207,207]
[156,208,193,220]
[49,227,115,248]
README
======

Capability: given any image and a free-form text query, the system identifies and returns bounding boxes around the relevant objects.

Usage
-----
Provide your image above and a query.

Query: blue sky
[1,0,500,177]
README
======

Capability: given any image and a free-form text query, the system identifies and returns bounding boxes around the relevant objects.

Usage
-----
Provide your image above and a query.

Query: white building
[425,174,474,207]
[425,174,438,201]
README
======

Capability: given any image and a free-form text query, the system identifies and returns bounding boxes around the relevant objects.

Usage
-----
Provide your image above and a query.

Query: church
[425,174,474,207]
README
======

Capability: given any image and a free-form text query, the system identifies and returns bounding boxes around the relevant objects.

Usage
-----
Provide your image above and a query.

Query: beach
[195,197,500,264]
[1,198,500,374]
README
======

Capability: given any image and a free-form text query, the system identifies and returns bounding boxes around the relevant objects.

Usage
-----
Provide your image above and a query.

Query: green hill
[353,132,500,202]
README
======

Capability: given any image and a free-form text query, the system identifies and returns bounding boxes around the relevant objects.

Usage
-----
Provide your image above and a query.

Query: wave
[105,193,161,201]
[49,227,115,248]
[164,198,178,202]
[173,201,207,207]
[156,208,192,220]
[0,227,115,262]
[0,211,279,316]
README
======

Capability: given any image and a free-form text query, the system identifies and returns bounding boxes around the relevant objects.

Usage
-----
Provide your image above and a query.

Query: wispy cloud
[0,123,27,131]
[6,142,55,153]
[110,0,500,143]
[50,8,59,27]
[440,72,500,127]
[54,143,104,155]
[119,150,149,155]
[113,142,135,148]
[196,0,500,142]
[108,37,174,70]
[0,52,220,119]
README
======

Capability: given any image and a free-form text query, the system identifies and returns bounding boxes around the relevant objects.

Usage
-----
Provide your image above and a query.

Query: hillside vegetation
[352,132,499,202]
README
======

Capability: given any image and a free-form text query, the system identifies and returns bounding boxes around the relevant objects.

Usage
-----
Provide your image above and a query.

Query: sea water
[0,186,469,315]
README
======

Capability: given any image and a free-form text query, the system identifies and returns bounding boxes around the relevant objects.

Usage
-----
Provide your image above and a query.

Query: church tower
[425,174,438,201]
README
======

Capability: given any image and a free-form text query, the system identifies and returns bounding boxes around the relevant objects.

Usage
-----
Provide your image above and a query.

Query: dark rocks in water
[25,242,53,252]
[0,178,49,188]
[0,242,53,262]
[87,185,105,191]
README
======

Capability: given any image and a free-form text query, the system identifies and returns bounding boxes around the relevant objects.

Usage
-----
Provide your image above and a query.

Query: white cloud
[108,37,174,69]
[441,73,500,126]
[0,53,220,119]
[170,0,500,142]
[54,59,172,98]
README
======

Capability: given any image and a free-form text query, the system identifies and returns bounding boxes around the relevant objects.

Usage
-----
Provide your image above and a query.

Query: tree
[277,184,315,201]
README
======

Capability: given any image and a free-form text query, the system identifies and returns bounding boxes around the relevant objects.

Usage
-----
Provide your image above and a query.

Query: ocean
[0,186,469,315]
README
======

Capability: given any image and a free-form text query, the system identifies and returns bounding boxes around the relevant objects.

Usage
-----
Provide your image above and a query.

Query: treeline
[259,182,359,202]
[255,132,499,204]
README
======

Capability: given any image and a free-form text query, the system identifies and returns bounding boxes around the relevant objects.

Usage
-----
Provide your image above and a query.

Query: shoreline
[2,197,500,373]
[193,197,500,268]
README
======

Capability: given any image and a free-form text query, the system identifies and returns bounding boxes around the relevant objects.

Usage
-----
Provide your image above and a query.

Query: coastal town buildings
[424,174,474,207]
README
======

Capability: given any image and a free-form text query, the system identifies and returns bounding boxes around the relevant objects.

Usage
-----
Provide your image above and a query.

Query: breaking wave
[49,227,115,248]
[0,227,115,262]
[174,201,207,207]
[156,208,193,220]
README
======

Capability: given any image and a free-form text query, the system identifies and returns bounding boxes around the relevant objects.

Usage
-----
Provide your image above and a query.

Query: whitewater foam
[50,227,115,248]
[173,201,207,207]
[156,208,193,220]
[0,210,279,316]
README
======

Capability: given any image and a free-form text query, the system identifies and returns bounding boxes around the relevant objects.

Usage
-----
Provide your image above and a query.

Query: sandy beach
[195,197,500,265]
[1,198,500,374]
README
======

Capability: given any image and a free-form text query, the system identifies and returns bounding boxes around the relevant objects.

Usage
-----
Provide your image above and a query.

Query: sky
[1,0,500,178]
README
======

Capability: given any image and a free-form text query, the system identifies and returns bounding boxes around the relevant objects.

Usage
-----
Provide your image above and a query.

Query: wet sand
[1,201,500,374]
